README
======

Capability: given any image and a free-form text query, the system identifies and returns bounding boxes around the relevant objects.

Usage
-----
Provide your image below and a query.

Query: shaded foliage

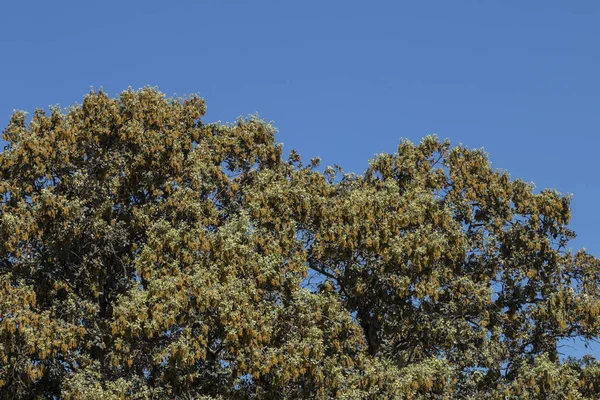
[1,88,599,399]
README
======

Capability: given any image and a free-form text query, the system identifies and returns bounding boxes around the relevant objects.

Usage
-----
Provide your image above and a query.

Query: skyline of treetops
[0,88,599,398]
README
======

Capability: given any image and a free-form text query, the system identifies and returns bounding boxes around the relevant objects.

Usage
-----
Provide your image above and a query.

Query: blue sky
[1,0,599,358]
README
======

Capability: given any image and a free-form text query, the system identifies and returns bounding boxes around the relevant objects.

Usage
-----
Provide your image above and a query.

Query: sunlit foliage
[1,88,599,399]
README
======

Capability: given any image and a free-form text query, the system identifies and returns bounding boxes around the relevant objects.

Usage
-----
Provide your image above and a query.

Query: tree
[0,87,599,399]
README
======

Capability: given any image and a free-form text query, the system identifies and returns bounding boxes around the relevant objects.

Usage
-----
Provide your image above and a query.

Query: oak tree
[1,88,599,399]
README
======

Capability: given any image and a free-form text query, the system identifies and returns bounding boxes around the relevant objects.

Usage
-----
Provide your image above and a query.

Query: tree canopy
[1,88,599,399]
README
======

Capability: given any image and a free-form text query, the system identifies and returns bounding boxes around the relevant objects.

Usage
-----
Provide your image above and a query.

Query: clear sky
[1,0,599,358]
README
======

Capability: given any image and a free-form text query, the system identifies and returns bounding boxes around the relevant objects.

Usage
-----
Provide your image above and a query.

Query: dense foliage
[1,88,599,399]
